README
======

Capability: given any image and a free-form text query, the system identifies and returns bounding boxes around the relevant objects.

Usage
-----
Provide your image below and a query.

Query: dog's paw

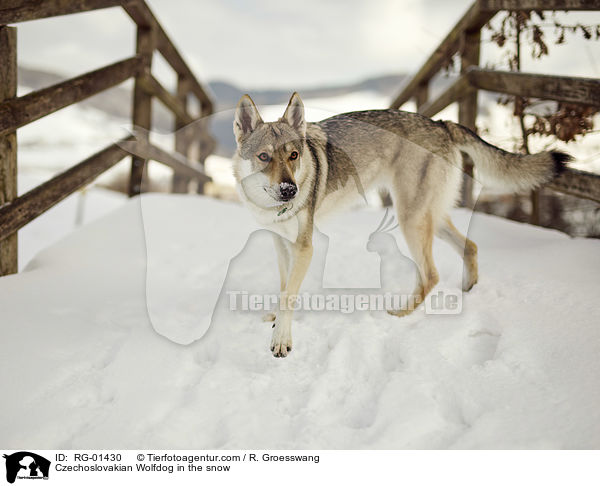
[262,312,276,322]
[270,326,292,358]
[387,308,412,318]
[462,273,478,292]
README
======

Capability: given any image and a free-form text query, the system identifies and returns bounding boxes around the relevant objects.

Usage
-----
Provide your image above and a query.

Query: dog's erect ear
[281,92,306,136]
[234,95,263,142]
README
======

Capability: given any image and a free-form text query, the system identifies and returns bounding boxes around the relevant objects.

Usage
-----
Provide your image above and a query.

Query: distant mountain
[17,65,408,154]
[209,74,407,109]
[207,75,408,154]
[18,65,406,111]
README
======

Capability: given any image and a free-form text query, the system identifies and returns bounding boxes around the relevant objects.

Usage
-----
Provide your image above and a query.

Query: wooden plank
[122,1,213,114]
[172,76,192,193]
[415,82,429,111]
[129,24,154,197]
[546,168,600,203]
[0,56,144,137]
[459,31,480,124]
[458,30,480,209]
[418,75,470,117]
[195,104,215,194]
[119,138,211,184]
[530,189,541,225]
[390,2,495,109]
[137,74,193,124]
[0,0,122,24]
[0,137,132,243]
[480,0,600,11]
[158,38,213,114]
[467,67,600,106]
[0,26,16,275]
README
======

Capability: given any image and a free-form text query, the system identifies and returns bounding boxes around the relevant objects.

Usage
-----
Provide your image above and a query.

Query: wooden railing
[0,0,215,276]
[390,0,600,213]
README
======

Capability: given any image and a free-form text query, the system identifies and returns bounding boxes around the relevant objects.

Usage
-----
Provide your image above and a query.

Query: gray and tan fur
[233,92,570,358]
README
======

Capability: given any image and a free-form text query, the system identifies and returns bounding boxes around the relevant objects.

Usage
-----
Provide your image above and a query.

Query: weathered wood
[480,0,600,11]
[138,74,194,125]
[467,67,600,106]
[390,3,495,109]
[1,0,214,115]
[0,137,132,243]
[458,30,480,209]
[122,1,213,114]
[0,0,217,277]
[129,25,154,197]
[172,76,192,193]
[418,76,470,117]
[0,56,144,137]
[530,189,541,225]
[195,105,215,194]
[0,0,123,24]
[546,168,600,203]
[158,40,212,114]
[119,139,211,184]
[415,82,429,112]
[0,26,17,275]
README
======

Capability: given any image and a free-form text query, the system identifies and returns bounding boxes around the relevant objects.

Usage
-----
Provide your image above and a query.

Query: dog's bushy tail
[444,121,571,191]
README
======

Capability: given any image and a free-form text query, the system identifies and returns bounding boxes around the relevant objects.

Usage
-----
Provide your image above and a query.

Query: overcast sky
[14,0,600,91]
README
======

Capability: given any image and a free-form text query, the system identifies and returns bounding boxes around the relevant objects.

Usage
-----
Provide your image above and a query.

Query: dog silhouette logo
[3,452,50,483]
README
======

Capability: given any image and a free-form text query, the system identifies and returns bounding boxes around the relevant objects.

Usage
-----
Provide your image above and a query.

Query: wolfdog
[232,92,569,357]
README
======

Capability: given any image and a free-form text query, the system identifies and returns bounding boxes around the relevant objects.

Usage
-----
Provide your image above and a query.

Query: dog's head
[233,92,306,209]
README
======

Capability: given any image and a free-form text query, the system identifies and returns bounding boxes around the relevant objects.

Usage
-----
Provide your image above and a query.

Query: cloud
[14,1,600,90]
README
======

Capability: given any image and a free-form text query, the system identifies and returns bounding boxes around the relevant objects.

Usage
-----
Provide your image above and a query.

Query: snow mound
[0,195,599,449]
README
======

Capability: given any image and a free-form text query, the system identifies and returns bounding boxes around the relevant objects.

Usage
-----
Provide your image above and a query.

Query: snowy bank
[0,195,599,449]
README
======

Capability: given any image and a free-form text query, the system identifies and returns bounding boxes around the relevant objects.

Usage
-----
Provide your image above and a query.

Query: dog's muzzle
[279,182,297,201]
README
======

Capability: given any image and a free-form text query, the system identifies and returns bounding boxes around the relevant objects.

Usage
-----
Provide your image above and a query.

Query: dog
[232,92,570,357]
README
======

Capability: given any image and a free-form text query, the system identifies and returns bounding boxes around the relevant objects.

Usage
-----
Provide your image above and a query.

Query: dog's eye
[258,152,270,162]
[290,151,299,160]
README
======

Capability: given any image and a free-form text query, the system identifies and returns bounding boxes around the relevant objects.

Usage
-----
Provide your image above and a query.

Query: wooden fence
[0,0,214,276]
[390,0,600,214]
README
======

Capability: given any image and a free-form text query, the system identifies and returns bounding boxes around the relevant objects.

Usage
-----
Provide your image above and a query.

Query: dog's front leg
[271,240,313,358]
[264,234,291,323]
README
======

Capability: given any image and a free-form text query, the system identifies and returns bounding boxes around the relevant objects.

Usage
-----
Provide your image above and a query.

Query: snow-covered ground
[1,193,599,449]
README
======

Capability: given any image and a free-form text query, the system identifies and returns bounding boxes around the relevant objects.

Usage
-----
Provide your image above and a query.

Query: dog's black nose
[279,182,297,201]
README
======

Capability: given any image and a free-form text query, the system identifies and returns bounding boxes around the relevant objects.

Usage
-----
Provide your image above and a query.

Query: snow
[18,175,127,269]
[1,194,599,449]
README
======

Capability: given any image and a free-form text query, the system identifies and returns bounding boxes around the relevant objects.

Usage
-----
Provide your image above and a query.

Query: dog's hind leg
[436,215,478,291]
[389,210,439,317]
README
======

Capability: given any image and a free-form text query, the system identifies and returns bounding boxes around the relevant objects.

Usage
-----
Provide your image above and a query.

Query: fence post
[195,103,215,195]
[172,75,191,193]
[530,189,541,225]
[129,25,154,197]
[0,26,17,276]
[458,29,480,209]
[415,81,429,111]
